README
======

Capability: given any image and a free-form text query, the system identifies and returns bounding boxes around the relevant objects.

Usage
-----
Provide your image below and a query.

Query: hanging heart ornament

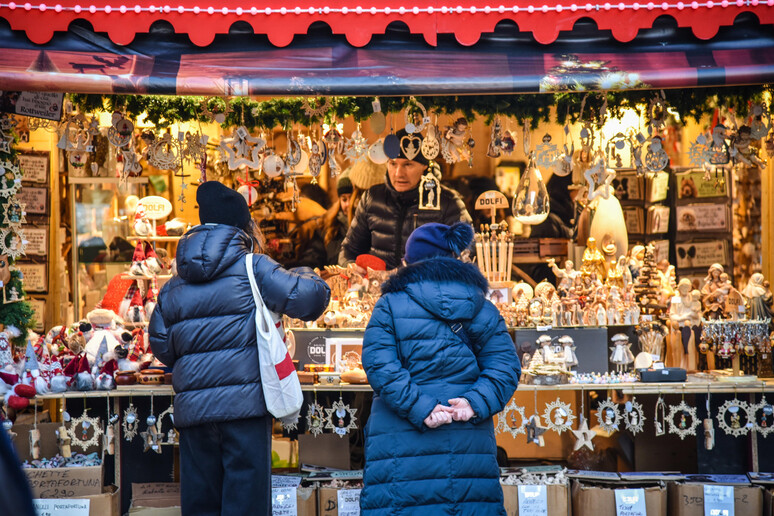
[400,133,422,161]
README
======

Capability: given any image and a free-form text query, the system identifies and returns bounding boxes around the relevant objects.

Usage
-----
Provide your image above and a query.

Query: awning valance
[1,1,773,47]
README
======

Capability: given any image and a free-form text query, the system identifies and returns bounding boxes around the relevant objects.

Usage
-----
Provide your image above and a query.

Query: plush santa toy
[0,326,37,410]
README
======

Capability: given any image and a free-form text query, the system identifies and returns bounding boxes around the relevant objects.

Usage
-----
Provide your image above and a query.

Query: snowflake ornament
[496,400,527,437]
[752,395,774,437]
[596,398,621,433]
[667,400,700,440]
[623,397,646,435]
[344,127,369,163]
[306,402,327,437]
[324,397,358,438]
[67,411,104,451]
[716,399,754,437]
[542,398,576,434]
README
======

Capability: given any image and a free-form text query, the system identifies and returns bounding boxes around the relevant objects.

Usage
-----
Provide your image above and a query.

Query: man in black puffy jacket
[338,129,471,270]
[149,181,330,516]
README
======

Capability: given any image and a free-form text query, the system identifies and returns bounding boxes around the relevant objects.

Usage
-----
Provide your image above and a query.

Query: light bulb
[512,161,550,225]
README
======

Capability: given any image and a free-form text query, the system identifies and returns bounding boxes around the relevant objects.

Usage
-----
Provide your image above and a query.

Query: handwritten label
[337,488,361,516]
[33,499,89,516]
[676,204,728,232]
[272,475,302,488]
[24,227,48,256]
[615,488,647,516]
[17,263,47,292]
[272,486,297,516]
[25,467,102,498]
[17,187,47,215]
[19,153,49,183]
[704,485,734,516]
[133,483,180,497]
[517,484,548,516]
[1,91,64,121]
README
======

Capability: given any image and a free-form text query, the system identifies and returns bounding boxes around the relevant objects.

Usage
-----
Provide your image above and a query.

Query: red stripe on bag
[275,353,296,380]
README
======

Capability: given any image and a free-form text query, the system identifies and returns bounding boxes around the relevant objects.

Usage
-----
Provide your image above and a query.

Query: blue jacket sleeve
[461,301,521,423]
[253,254,331,321]
[362,297,439,431]
[148,295,175,367]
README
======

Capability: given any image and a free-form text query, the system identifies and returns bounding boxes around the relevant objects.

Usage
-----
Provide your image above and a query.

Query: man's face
[387,158,426,192]
[339,193,352,214]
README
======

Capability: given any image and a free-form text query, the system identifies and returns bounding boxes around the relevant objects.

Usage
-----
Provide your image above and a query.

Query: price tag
[33,499,90,516]
[615,488,647,516]
[272,487,297,516]
[272,475,302,488]
[517,484,548,516]
[337,488,361,516]
[704,485,734,516]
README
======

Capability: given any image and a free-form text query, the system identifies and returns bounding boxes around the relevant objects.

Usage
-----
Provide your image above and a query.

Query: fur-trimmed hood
[381,257,489,321]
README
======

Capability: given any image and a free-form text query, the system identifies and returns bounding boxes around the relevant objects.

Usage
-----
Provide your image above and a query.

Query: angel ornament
[610,333,635,373]
[644,135,669,172]
[584,155,615,201]
[534,134,559,169]
[733,125,767,168]
[750,102,771,140]
[571,124,595,187]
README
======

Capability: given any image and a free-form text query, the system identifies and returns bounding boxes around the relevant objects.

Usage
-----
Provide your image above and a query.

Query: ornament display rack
[68,176,149,185]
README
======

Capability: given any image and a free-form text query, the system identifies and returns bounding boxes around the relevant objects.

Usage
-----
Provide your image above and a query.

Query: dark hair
[245,218,266,254]
[300,183,331,210]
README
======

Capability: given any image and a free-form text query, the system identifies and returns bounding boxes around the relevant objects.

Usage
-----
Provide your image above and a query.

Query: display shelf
[126,235,182,242]
[68,176,149,184]
[301,384,372,392]
[120,273,174,281]
[37,385,175,399]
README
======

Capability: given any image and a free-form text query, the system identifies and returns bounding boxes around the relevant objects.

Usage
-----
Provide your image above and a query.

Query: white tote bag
[245,254,302,424]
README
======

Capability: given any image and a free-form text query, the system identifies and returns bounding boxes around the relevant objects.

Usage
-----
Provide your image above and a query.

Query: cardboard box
[668,483,763,516]
[502,483,571,516]
[319,486,340,516]
[297,486,316,516]
[764,488,774,516]
[131,483,181,508]
[14,422,103,498]
[33,485,120,516]
[572,481,667,516]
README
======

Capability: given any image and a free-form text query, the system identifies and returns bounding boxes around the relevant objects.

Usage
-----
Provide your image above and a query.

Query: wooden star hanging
[324,398,358,438]
[584,156,615,201]
[219,126,265,170]
[525,415,548,446]
[140,425,164,454]
[0,228,27,260]
[571,417,596,451]
[2,197,25,227]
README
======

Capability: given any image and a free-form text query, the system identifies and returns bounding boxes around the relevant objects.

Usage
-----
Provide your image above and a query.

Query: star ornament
[572,417,596,451]
[324,398,358,438]
[525,415,548,446]
[584,156,615,201]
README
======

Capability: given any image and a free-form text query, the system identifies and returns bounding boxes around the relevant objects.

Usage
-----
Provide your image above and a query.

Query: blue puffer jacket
[361,257,521,516]
[148,224,331,428]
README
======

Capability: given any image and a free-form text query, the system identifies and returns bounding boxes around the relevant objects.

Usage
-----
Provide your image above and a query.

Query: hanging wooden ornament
[156,404,177,445]
[107,113,134,148]
[344,125,368,163]
[57,113,94,154]
[404,98,429,135]
[535,134,559,169]
[0,159,22,198]
[0,227,27,260]
[750,102,771,140]
[301,97,333,118]
[324,397,358,438]
[648,92,668,132]
[708,124,731,166]
[200,96,233,124]
[596,398,621,433]
[571,417,596,452]
[716,398,754,437]
[584,154,615,202]
[752,395,774,437]
[218,127,264,170]
[623,397,646,435]
[104,396,118,455]
[67,410,104,451]
[182,131,208,165]
[0,114,15,153]
[542,398,576,434]
[553,124,574,177]
[418,164,441,211]
[369,98,386,135]
[496,400,527,437]
[688,134,711,168]
[140,425,164,454]
[147,133,183,171]
[2,196,25,227]
[323,122,345,156]
[306,400,327,437]
[667,400,700,440]
[525,415,548,446]
[122,402,139,441]
[421,124,440,161]
[486,118,503,159]
[307,137,327,179]
[29,402,40,460]
[644,136,669,172]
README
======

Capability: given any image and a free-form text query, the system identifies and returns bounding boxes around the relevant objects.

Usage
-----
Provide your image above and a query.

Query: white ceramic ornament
[237,185,259,206]
[368,140,389,164]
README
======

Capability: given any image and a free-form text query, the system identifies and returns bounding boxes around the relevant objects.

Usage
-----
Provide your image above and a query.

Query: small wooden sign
[137,196,173,220]
[475,190,508,210]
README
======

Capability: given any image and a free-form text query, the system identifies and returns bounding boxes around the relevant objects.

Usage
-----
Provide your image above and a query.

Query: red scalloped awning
[1,1,773,47]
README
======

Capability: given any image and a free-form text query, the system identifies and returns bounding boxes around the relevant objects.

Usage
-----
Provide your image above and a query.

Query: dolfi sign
[137,196,173,220]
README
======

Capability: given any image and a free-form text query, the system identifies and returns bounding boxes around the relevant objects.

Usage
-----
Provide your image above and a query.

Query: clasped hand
[423,398,476,428]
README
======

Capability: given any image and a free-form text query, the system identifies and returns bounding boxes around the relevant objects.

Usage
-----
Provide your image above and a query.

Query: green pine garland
[0,120,37,348]
[69,85,773,130]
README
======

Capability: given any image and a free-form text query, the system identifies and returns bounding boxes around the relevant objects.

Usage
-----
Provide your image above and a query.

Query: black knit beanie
[196,181,251,230]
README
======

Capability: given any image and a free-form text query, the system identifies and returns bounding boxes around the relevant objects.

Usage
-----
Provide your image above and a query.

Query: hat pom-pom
[445,222,474,256]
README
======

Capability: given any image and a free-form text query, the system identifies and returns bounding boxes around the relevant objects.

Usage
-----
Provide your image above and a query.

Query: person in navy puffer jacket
[360,222,521,515]
[149,181,330,516]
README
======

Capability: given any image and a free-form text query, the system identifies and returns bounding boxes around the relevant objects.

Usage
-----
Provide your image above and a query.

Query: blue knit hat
[404,222,474,264]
